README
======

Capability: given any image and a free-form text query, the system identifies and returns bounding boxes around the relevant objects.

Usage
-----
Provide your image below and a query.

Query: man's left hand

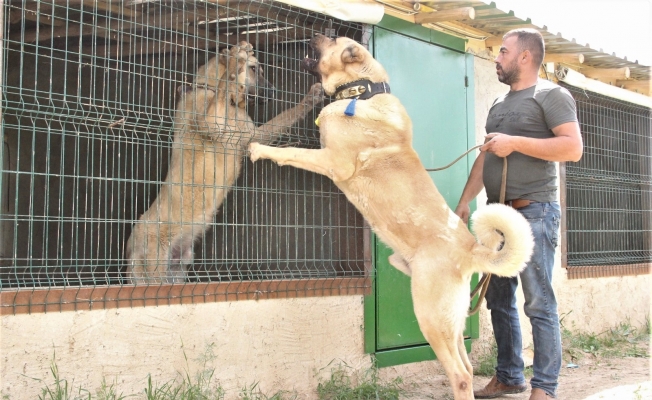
[481,133,515,157]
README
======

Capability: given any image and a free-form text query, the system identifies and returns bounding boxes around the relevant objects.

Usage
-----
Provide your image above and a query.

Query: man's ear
[341,44,364,64]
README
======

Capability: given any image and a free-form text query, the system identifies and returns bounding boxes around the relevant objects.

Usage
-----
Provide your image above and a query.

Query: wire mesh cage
[1,1,370,309]
[563,84,651,271]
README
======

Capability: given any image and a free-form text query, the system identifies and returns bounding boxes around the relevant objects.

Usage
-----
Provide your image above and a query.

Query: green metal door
[364,18,478,367]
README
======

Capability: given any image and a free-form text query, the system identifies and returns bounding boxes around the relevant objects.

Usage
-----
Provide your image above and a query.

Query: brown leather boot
[529,388,554,399]
[474,375,528,399]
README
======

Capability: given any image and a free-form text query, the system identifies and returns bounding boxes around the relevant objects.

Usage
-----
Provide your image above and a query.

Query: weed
[238,382,296,400]
[474,342,497,377]
[95,379,128,400]
[562,320,650,362]
[316,363,403,400]
[38,358,91,400]
[141,341,226,400]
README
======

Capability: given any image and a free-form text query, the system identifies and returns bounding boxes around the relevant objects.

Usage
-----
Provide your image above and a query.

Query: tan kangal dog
[249,35,534,400]
[126,42,324,284]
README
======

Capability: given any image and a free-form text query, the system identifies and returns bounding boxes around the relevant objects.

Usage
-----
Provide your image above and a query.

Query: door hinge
[464,76,469,87]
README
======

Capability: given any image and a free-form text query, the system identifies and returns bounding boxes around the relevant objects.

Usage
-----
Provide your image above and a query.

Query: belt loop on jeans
[505,199,534,209]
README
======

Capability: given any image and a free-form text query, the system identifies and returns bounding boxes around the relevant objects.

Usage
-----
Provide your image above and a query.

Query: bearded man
[455,28,583,400]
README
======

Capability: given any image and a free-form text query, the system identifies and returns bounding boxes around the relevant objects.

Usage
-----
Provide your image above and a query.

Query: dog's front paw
[302,83,325,108]
[249,142,263,162]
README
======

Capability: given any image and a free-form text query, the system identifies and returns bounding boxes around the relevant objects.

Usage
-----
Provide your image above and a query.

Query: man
[455,28,583,400]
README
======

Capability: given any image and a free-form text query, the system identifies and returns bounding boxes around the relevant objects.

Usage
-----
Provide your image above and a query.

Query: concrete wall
[1,296,369,399]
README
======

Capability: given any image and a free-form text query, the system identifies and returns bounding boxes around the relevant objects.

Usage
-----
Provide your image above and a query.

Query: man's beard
[496,58,520,85]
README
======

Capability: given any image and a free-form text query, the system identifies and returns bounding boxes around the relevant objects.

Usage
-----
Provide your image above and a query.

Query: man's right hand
[455,202,471,224]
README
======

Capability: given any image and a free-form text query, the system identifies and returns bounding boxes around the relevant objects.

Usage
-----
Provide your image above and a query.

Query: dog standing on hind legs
[249,34,534,400]
[125,42,324,284]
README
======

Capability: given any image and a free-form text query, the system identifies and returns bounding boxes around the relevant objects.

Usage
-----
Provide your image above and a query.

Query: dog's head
[197,41,275,105]
[302,34,389,96]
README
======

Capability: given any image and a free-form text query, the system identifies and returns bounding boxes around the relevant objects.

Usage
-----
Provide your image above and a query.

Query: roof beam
[616,79,651,94]
[485,36,503,47]
[415,7,475,24]
[544,53,585,65]
[582,66,630,82]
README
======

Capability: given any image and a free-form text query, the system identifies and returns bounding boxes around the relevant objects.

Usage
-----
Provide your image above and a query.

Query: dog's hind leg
[167,232,196,283]
[416,315,474,400]
[126,219,181,284]
[427,334,474,400]
[411,264,474,400]
[458,333,473,376]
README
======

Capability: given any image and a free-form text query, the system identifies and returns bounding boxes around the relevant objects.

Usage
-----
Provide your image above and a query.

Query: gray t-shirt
[483,79,578,203]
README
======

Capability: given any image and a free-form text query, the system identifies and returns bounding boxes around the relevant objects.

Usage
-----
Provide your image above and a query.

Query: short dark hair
[503,28,545,66]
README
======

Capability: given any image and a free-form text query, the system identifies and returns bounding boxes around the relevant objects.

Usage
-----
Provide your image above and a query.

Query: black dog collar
[334,79,391,100]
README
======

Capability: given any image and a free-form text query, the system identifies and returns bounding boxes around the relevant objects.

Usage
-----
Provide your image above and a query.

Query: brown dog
[126,42,324,284]
[249,35,533,400]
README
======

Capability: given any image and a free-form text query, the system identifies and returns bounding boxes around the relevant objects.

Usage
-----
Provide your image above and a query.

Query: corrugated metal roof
[382,1,650,85]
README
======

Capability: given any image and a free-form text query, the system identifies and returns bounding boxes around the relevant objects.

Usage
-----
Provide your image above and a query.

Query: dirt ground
[379,349,651,399]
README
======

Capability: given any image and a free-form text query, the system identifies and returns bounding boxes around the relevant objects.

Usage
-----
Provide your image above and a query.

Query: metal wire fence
[563,83,651,274]
[1,0,370,312]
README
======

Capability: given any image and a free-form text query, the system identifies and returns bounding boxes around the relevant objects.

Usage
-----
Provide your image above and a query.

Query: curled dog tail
[468,203,534,277]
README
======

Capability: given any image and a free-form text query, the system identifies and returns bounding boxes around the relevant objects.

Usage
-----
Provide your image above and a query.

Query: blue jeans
[485,202,562,397]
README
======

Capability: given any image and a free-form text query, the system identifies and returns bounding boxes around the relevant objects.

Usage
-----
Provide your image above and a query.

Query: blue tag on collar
[344,98,357,116]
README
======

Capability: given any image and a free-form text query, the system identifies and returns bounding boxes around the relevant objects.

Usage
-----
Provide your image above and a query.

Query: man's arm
[481,120,583,162]
[454,151,486,224]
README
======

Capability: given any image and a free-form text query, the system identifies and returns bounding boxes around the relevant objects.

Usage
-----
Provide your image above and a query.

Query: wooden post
[616,79,651,94]
[582,66,630,82]
[415,7,475,24]
[544,53,584,65]
[485,36,503,47]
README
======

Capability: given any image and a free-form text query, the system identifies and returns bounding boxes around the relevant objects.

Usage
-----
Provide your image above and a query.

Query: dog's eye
[249,66,256,72]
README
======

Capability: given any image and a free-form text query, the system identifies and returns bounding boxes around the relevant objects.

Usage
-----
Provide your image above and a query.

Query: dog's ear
[341,44,364,64]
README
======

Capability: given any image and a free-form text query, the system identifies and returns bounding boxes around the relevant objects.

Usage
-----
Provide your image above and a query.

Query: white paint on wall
[1,296,368,399]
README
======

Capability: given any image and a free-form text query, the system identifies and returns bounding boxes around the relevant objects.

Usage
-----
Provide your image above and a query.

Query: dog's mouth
[301,41,321,80]
[301,57,320,79]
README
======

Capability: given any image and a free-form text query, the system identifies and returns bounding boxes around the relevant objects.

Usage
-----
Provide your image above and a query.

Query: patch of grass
[238,382,297,400]
[142,371,225,400]
[143,343,225,400]
[38,358,91,400]
[562,320,650,363]
[30,346,296,400]
[316,363,403,400]
[474,342,497,377]
[95,379,128,400]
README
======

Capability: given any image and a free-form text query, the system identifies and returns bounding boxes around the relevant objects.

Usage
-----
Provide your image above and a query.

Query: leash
[425,144,482,172]
[467,152,507,315]
[425,143,507,315]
